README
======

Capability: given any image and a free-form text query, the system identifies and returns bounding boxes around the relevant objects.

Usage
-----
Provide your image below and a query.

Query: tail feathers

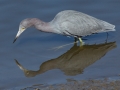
[102,21,115,31]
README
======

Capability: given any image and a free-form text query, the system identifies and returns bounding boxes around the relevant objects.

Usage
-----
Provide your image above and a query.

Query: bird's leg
[105,32,109,43]
[74,36,84,46]
[78,37,84,46]
[74,37,78,43]
[78,37,82,43]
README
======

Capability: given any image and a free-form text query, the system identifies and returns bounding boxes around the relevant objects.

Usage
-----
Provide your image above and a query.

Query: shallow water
[0,0,120,89]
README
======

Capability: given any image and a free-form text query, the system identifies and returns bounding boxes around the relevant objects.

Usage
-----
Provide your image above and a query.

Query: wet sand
[22,78,120,90]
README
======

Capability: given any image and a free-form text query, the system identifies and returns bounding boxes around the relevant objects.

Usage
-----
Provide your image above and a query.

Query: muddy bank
[21,78,120,90]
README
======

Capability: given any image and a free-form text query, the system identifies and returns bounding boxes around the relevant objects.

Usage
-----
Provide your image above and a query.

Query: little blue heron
[13,10,115,44]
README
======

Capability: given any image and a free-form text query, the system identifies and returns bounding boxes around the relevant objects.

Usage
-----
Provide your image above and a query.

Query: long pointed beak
[13,31,20,43]
[13,29,24,43]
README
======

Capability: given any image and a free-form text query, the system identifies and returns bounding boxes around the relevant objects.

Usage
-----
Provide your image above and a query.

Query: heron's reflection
[15,42,116,77]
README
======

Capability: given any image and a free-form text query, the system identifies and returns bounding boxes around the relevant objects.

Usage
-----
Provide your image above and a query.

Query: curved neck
[30,18,53,33]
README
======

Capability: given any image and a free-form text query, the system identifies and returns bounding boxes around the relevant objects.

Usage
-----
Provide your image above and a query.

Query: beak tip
[13,40,16,43]
[13,37,18,43]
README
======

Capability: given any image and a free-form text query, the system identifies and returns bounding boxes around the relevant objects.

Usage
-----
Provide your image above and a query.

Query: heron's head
[13,18,32,43]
